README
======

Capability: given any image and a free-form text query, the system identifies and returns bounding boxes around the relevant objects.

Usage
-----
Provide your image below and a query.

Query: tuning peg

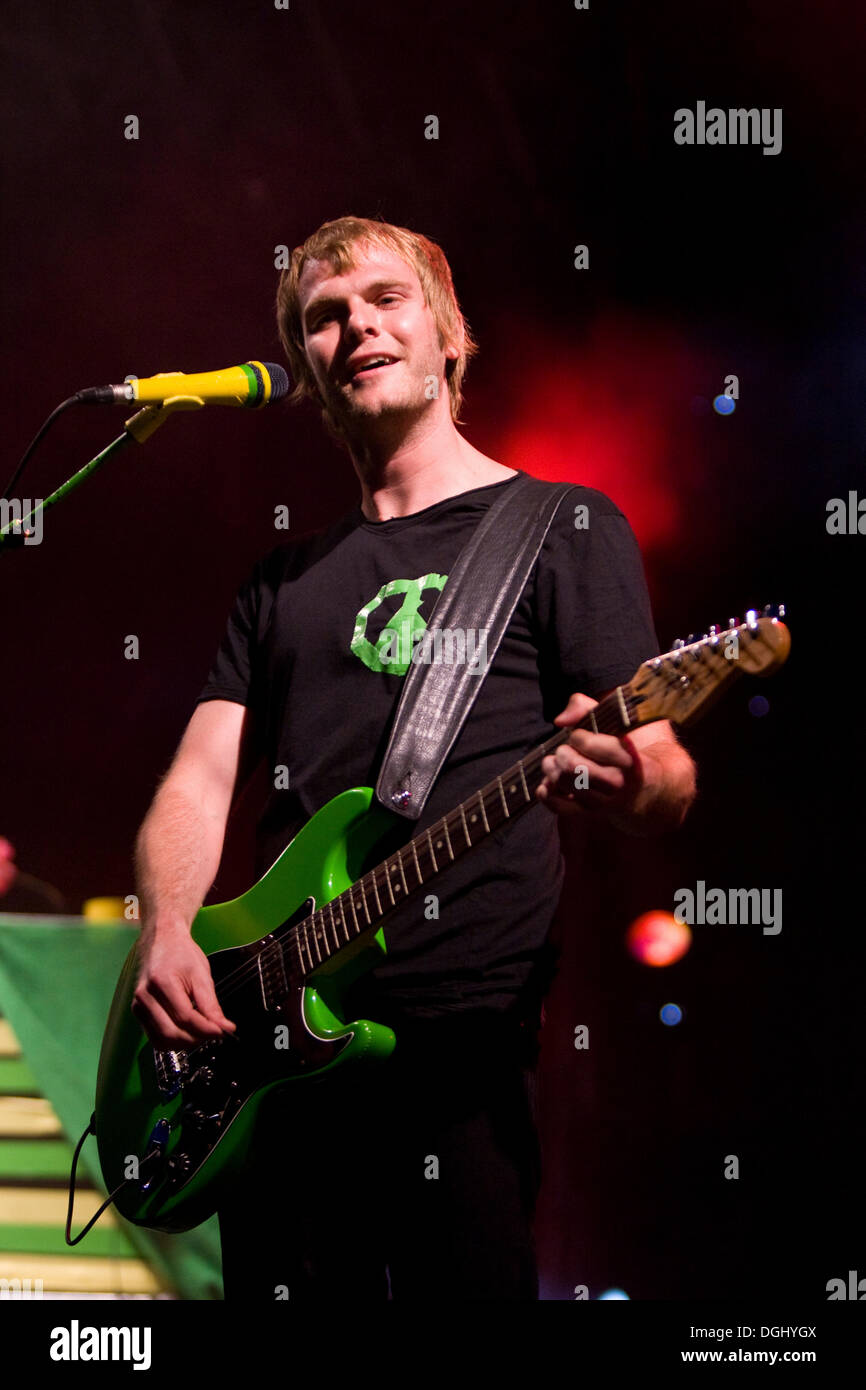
[761,603,786,619]
[728,617,739,628]
[746,609,758,632]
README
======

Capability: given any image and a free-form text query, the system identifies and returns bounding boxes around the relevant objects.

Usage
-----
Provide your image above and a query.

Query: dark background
[1,0,862,1299]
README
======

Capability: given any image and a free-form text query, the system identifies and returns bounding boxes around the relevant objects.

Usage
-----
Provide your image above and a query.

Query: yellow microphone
[76,360,289,408]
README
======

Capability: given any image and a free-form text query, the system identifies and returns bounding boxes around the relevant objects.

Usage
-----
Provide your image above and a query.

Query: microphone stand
[0,395,206,554]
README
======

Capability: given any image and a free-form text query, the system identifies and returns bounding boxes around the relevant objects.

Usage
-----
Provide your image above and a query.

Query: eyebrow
[303,278,415,325]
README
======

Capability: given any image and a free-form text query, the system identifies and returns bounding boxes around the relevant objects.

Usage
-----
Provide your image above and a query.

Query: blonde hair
[275,216,478,426]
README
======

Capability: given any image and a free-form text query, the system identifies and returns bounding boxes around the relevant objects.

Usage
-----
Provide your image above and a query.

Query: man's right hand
[132,925,238,1050]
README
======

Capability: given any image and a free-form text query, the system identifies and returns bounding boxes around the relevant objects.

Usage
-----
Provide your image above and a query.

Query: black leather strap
[375,471,579,820]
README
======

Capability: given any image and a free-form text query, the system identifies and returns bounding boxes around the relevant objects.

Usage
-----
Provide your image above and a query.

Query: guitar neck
[293,609,790,972]
[295,683,640,972]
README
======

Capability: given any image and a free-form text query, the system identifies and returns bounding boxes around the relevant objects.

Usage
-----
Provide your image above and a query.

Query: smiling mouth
[348,358,398,382]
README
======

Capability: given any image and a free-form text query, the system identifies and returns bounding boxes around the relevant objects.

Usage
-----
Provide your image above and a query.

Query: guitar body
[95,787,401,1232]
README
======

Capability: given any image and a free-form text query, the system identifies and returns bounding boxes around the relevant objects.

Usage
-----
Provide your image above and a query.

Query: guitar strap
[375,470,581,820]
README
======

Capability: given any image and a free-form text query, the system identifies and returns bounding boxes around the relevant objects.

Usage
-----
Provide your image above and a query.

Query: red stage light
[626,909,692,966]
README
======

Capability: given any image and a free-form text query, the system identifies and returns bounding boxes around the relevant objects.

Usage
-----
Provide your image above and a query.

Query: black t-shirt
[196,472,659,1027]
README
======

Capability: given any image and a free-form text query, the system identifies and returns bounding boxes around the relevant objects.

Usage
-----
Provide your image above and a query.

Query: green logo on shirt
[351,573,447,674]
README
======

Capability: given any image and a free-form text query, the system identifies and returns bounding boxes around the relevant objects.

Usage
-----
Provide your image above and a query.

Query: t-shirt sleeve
[534,486,660,704]
[195,559,264,709]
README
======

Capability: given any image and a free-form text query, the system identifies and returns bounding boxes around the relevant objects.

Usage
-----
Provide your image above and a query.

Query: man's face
[297,244,458,432]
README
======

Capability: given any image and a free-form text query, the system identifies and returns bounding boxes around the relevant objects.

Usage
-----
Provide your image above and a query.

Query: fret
[387,856,405,900]
[331,898,349,946]
[299,921,314,973]
[442,818,455,860]
[397,851,409,896]
[459,803,471,848]
[477,790,490,833]
[356,878,371,925]
[411,838,424,885]
[326,901,339,952]
[369,871,383,916]
[346,887,361,936]
[309,914,323,965]
[616,686,630,729]
[382,860,396,907]
[426,828,438,872]
[301,916,313,965]
[518,762,530,802]
[497,776,510,817]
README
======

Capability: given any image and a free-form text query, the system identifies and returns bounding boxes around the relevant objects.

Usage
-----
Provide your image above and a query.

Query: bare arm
[132,700,260,1048]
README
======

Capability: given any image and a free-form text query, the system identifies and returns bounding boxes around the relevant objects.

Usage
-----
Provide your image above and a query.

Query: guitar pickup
[257,939,289,1013]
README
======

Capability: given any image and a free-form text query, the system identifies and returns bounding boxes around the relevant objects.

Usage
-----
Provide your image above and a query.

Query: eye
[378,295,400,306]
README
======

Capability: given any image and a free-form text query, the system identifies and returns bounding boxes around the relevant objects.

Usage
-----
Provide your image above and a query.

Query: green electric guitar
[94,609,790,1232]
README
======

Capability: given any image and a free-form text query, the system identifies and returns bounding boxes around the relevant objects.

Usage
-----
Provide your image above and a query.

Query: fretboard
[290,680,644,975]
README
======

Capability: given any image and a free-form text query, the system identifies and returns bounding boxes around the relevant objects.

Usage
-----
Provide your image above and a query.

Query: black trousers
[217,1014,542,1301]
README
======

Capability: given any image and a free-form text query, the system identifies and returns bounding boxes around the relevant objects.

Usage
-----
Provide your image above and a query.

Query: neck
[343,404,514,521]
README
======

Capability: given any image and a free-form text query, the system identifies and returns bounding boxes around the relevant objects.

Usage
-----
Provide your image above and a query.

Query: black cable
[64,1112,161,1246]
[2,394,84,501]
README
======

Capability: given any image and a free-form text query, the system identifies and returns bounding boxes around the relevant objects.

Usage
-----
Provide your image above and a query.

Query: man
[131,215,696,1301]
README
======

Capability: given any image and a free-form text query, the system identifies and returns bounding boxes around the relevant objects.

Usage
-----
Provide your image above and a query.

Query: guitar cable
[64,1111,163,1246]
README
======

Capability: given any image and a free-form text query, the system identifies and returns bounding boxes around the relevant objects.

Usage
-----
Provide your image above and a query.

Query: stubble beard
[323,354,439,443]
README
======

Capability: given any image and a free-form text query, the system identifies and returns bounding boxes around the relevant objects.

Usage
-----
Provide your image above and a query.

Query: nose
[345,296,380,343]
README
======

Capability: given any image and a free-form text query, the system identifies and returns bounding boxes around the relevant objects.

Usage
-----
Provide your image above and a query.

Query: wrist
[140,910,193,939]
[607,745,692,837]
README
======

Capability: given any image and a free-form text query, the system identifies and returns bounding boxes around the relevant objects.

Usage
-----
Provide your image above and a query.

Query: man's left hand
[535,691,696,835]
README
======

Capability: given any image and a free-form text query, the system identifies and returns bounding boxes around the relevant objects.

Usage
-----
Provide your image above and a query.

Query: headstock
[627,605,790,729]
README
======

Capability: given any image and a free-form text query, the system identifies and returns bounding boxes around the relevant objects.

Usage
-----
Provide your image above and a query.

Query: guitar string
[208,634,751,1008]
[196,693,636,1010]
[190,635,753,1009]
[189,652,737,1013]
[151,627,771,1046]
